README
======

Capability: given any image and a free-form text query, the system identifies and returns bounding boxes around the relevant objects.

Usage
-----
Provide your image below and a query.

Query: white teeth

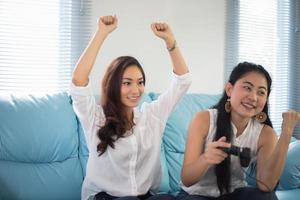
[242,103,255,109]
[128,96,139,100]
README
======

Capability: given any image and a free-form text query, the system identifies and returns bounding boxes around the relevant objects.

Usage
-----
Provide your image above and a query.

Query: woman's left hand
[281,110,300,137]
[151,22,175,49]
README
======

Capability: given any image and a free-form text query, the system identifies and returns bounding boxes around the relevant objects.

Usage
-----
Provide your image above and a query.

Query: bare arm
[151,23,189,75]
[181,111,230,187]
[72,16,118,86]
[256,110,300,191]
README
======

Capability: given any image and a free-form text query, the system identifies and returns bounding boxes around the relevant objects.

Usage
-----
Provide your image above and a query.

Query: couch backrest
[0,93,84,200]
[149,93,221,194]
[2,92,299,199]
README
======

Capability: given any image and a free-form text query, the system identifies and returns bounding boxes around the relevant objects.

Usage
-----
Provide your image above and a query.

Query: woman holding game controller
[178,62,300,200]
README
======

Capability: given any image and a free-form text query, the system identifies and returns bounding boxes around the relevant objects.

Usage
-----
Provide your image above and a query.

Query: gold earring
[225,99,231,113]
[255,112,267,123]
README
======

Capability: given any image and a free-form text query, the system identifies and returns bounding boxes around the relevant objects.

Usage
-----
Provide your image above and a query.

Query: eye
[243,85,251,91]
[258,90,266,96]
[138,81,144,86]
[122,81,131,86]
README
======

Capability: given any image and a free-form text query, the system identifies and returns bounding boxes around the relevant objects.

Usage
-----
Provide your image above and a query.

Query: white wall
[90,0,225,94]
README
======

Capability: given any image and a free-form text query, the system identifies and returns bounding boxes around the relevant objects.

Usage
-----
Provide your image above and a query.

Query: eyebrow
[243,81,267,91]
[122,77,144,81]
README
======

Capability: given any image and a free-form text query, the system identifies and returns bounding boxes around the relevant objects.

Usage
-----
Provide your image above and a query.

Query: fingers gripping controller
[220,145,251,167]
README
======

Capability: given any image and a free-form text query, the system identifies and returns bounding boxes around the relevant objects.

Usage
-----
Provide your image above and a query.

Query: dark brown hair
[213,62,272,194]
[97,56,146,156]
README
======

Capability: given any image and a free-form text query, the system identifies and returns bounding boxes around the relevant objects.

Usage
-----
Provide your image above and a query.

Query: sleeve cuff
[69,80,93,96]
[172,72,192,85]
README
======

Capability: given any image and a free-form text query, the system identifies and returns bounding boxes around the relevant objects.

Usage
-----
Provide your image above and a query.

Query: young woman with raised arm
[70,15,191,200]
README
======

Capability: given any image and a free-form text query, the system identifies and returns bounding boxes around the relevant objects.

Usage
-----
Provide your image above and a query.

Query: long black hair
[97,56,146,156]
[213,62,272,194]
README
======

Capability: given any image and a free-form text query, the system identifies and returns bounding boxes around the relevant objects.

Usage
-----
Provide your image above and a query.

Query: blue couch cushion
[0,93,78,162]
[78,124,89,177]
[0,93,83,200]
[278,140,300,190]
[276,189,300,200]
[149,93,220,193]
[0,158,83,200]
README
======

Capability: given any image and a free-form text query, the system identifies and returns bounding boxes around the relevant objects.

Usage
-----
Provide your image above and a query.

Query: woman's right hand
[97,15,118,36]
[71,15,118,86]
[202,136,230,165]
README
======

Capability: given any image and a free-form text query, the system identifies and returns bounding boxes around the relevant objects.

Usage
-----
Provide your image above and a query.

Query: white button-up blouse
[70,73,191,200]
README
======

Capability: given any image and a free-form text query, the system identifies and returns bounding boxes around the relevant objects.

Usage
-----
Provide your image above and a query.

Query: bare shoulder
[258,124,278,148]
[192,110,210,126]
[184,110,211,160]
[189,110,210,138]
[261,125,277,138]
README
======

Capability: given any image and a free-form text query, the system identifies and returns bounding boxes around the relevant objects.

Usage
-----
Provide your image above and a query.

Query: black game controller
[219,145,251,167]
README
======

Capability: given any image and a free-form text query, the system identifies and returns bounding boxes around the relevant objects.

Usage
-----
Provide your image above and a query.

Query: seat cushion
[276,188,300,200]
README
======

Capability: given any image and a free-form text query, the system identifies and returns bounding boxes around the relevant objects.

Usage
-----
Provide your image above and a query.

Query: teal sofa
[0,92,299,200]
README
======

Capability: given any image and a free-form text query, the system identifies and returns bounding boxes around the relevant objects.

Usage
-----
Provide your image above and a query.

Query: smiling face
[120,65,145,110]
[226,72,268,120]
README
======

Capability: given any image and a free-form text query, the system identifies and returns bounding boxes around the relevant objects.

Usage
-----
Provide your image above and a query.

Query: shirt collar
[231,119,253,139]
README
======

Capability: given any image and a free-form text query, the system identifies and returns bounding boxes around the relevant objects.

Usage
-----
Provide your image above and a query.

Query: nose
[248,91,257,101]
[131,83,140,93]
